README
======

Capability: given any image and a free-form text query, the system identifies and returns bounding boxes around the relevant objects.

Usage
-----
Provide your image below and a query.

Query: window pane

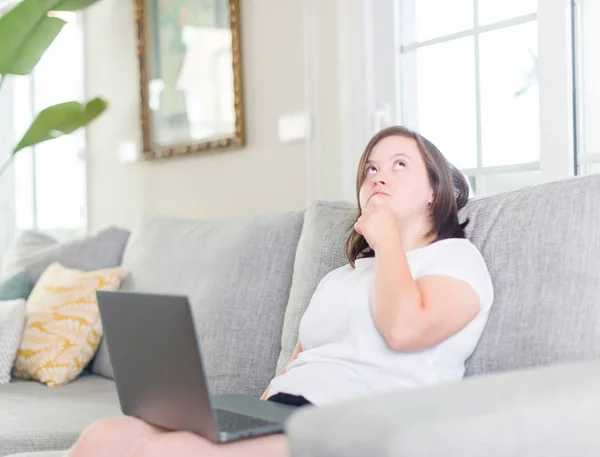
[584,162,600,175]
[479,22,539,167]
[35,136,86,231]
[33,15,83,110]
[12,75,32,139]
[576,0,600,163]
[31,13,86,232]
[0,75,15,263]
[475,170,541,196]
[11,75,35,231]
[414,37,477,169]
[14,149,35,230]
[478,0,536,26]
[413,0,473,42]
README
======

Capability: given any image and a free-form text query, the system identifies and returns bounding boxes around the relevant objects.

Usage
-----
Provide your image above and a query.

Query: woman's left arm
[371,236,480,352]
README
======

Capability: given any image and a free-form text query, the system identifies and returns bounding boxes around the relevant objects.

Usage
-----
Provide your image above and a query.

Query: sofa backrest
[91,212,304,398]
[277,174,600,379]
[91,174,600,397]
[462,174,600,376]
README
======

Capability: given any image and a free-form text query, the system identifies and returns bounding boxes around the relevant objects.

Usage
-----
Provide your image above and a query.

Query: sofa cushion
[91,212,304,398]
[5,453,63,457]
[1,232,56,281]
[0,272,32,301]
[275,175,600,380]
[1,228,130,284]
[0,375,121,456]
[463,174,600,376]
[0,300,26,385]
[276,201,356,372]
[13,264,122,387]
[286,358,600,457]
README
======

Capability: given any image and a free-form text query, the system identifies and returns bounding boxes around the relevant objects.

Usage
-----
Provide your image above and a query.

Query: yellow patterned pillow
[13,262,122,386]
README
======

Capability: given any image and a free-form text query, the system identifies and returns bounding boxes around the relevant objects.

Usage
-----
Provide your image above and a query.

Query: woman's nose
[372,175,387,186]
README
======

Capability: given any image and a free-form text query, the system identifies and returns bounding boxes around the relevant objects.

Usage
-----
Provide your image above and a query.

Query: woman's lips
[369,191,390,200]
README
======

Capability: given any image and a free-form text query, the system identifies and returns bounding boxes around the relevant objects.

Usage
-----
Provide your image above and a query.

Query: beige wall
[84,0,318,231]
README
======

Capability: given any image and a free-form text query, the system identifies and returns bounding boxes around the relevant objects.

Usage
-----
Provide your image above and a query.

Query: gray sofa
[2,174,600,457]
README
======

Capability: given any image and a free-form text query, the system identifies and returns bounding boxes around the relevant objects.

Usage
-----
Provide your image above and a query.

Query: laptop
[96,290,300,443]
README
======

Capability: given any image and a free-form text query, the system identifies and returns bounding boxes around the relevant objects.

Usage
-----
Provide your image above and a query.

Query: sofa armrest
[285,359,600,457]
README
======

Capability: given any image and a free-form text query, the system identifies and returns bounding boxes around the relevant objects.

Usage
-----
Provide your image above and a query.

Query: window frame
[573,0,600,174]
[393,0,576,196]
[0,10,88,246]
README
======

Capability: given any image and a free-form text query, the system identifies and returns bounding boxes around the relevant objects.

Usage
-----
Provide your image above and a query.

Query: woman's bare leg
[66,416,166,457]
[131,431,291,457]
[68,416,290,457]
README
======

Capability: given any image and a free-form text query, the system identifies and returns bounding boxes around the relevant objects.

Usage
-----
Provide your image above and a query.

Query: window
[394,0,575,196]
[0,10,87,263]
[574,0,600,175]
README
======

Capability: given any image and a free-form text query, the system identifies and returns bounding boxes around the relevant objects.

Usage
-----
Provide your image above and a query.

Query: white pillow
[0,299,26,384]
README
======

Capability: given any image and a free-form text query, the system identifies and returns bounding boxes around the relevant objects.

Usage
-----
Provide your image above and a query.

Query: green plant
[0,0,107,177]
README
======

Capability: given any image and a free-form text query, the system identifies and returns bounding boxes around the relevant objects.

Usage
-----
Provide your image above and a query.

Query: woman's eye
[395,161,406,169]
[366,166,377,174]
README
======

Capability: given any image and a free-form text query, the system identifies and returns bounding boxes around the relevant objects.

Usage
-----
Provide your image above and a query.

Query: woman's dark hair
[346,126,470,267]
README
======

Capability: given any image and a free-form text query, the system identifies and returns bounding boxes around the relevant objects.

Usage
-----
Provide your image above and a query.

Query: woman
[68,126,493,457]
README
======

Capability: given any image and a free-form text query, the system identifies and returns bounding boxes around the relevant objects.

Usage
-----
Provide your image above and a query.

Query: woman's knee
[72,416,152,454]
[130,431,214,457]
[82,417,140,437]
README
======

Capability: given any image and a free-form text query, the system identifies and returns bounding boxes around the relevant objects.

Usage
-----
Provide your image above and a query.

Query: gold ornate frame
[134,0,245,160]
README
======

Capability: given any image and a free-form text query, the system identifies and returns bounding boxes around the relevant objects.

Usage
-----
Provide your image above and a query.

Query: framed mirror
[135,0,244,159]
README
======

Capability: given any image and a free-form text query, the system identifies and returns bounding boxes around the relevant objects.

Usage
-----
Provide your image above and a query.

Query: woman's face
[359,135,434,224]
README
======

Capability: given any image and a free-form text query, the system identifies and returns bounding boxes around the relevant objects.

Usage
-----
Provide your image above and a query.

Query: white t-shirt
[267,238,494,406]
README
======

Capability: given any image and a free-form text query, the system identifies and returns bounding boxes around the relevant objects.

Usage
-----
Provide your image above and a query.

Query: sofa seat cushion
[0,375,121,456]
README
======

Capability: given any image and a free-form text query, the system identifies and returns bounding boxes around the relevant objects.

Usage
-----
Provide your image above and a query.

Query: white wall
[83,0,368,232]
[85,0,312,231]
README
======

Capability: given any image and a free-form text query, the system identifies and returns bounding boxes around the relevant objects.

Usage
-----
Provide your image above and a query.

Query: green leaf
[5,16,66,75]
[54,0,103,10]
[0,0,103,76]
[0,0,63,74]
[13,97,108,154]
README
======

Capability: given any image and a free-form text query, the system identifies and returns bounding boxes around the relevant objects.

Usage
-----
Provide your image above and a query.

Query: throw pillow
[0,271,32,301]
[0,299,26,384]
[1,227,130,284]
[276,201,357,372]
[13,263,122,387]
[1,231,57,280]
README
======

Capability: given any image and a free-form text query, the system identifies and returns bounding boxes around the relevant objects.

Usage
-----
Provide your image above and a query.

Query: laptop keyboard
[214,408,278,434]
